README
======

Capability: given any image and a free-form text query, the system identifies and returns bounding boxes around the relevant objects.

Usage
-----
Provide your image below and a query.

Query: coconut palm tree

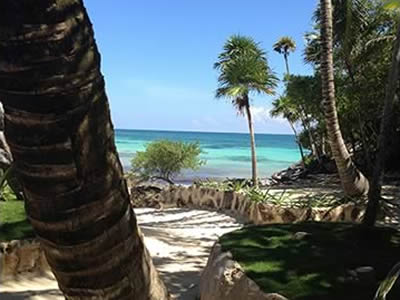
[273,36,296,76]
[270,96,305,164]
[214,35,278,186]
[319,0,369,196]
[0,1,168,299]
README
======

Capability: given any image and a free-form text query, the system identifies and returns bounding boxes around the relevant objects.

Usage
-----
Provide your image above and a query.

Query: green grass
[220,222,400,300]
[0,185,34,241]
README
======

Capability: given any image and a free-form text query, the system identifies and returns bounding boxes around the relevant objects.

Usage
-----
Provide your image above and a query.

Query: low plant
[131,140,205,184]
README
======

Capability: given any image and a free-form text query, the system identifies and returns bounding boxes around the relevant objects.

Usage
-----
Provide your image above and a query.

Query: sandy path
[0,208,243,300]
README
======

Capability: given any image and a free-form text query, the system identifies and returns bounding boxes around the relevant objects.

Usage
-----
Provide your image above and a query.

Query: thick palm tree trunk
[363,20,400,226]
[0,1,169,299]
[244,100,258,187]
[320,0,369,196]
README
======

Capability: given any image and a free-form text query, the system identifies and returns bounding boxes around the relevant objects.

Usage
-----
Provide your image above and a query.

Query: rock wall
[142,186,363,224]
[0,239,50,282]
[200,243,288,300]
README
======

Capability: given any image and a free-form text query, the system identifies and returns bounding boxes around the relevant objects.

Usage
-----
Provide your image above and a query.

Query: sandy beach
[0,208,244,300]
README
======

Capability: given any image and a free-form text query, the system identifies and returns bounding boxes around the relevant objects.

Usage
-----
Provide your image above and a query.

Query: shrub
[131,140,205,184]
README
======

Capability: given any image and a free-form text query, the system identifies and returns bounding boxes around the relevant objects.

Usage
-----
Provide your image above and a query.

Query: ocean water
[115,129,303,183]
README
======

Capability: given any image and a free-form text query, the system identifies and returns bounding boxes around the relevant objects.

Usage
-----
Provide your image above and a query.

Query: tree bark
[0,1,169,299]
[284,52,290,76]
[320,0,369,196]
[288,121,305,165]
[300,111,320,161]
[363,20,400,227]
[244,99,258,187]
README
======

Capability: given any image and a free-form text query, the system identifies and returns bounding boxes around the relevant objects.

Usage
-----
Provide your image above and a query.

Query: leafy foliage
[273,36,296,55]
[276,1,400,175]
[131,140,205,184]
[214,35,278,113]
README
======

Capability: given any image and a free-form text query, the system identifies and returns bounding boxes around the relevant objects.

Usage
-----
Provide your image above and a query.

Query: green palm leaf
[383,0,400,10]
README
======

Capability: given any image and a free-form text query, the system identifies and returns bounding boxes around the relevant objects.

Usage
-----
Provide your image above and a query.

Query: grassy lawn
[220,222,400,300]
[0,186,34,241]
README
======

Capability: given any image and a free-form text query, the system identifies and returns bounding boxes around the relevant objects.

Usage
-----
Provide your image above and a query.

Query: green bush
[131,140,205,184]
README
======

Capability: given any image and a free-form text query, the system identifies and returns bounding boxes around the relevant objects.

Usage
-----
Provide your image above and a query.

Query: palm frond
[214,34,278,112]
[273,36,297,55]
[383,0,400,10]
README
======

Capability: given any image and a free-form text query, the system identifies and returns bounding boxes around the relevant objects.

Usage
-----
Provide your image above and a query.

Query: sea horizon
[115,127,295,136]
[115,128,304,184]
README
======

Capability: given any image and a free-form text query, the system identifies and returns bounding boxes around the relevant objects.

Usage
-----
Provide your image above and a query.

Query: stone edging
[200,242,288,300]
[0,238,50,282]
[140,186,364,224]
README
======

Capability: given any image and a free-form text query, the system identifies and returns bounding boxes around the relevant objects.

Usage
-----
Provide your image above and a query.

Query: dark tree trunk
[363,20,400,227]
[0,1,169,299]
[284,52,290,76]
[300,111,320,161]
[320,0,369,197]
[289,121,305,165]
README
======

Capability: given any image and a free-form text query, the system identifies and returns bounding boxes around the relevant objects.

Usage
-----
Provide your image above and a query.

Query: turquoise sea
[115,129,303,183]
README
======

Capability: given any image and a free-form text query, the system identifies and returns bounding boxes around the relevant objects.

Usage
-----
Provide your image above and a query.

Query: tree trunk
[284,52,290,76]
[289,121,305,165]
[0,1,169,299]
[321,133,327,155]
[319,0,369,196]
[244,100,258,187]
[300,112,320,161]
[363,20,400,227]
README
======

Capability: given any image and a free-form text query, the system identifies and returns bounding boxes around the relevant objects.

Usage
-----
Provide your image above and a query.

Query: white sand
[0,208,243,300]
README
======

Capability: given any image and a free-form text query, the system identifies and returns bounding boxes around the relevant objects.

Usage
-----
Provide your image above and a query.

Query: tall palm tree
[273,36,296,76]
[0,1,168,299]
[364,0,400,226]
[274,37,321,162]
[270,96,305,164]
[214,35,278,186]
[319,0,369,196]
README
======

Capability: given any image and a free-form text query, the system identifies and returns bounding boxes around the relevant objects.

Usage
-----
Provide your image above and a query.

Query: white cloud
[250,106,286,125]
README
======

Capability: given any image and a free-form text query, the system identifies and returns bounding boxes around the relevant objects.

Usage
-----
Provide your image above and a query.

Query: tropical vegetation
[214,35,278,187]
[273,36,296,76]
[131,139,205,184]
[269,0,400,225]
[1,0,400,298]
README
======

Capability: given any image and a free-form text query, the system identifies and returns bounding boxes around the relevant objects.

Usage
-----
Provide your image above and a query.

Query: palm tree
[274,37,322,162]
[273,36,296,76]
[0,1,168,299]
[214,35,278,186]
[270,96,305,164]
[363,0,400,226]
[319,0,369,196]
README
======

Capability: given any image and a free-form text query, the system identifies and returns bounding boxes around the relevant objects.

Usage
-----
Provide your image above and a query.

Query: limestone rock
[200,242,288,300]
[128,184,364,225]
[0,239,51,282]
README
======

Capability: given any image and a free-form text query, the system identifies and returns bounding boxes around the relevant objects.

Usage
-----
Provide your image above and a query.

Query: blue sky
[85,1,317,134]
